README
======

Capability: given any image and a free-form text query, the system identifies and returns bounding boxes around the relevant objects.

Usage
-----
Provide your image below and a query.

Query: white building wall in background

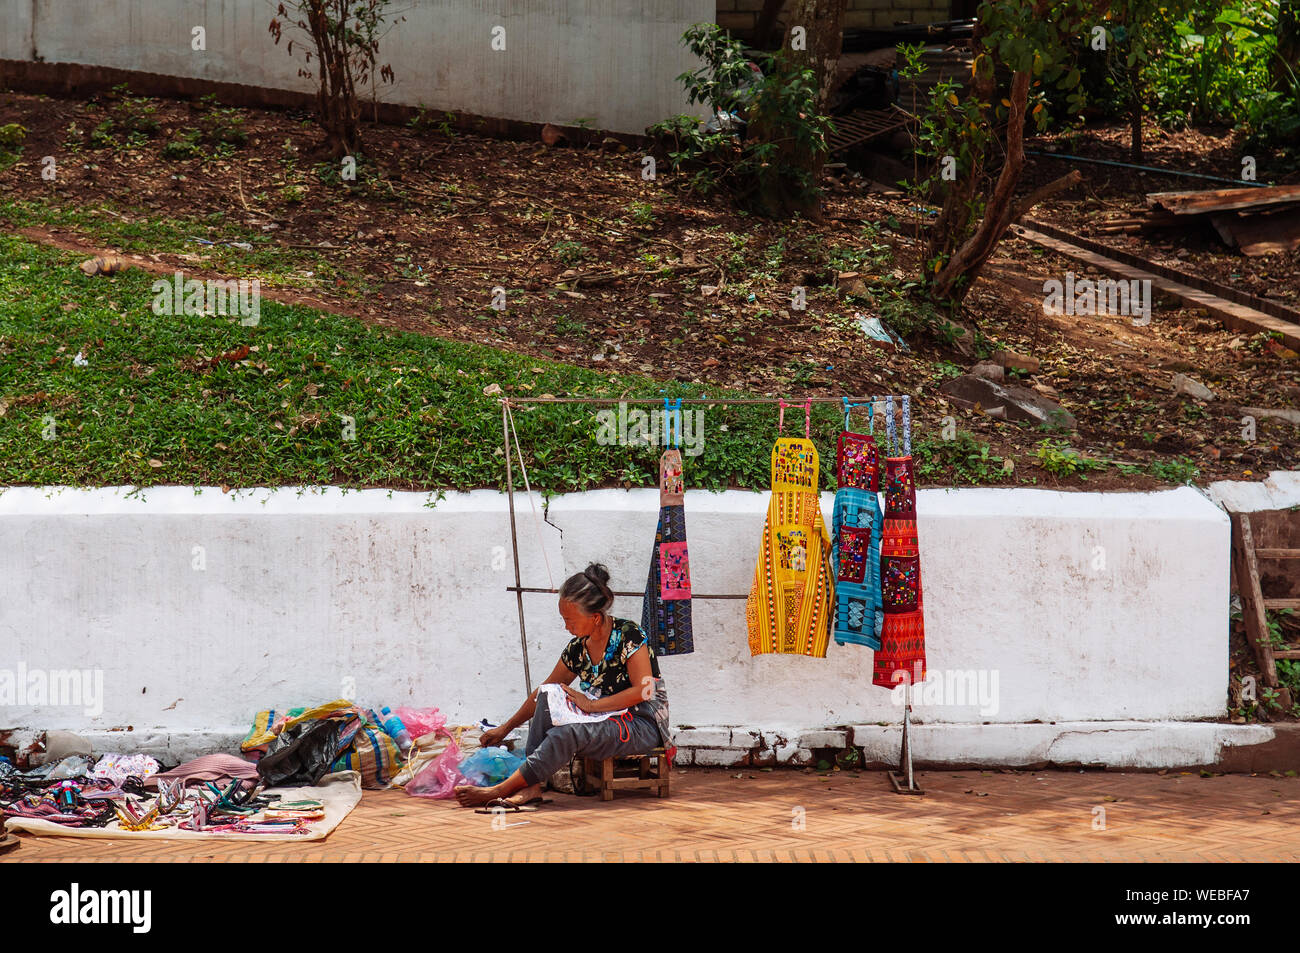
[1,0,712,134]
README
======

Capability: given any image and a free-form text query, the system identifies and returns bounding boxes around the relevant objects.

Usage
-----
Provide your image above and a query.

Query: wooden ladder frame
[1230,510,1300,690]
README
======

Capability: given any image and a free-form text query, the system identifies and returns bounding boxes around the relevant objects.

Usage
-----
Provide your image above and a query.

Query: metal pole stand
[888,679,924,795]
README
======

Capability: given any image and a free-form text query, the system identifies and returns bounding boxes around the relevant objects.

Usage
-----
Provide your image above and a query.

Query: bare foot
[453,780,542,808]
[502,782,545,806]
[454,783,500,807]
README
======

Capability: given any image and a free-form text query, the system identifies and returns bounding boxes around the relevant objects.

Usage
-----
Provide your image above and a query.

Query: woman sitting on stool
[455,563,672,808]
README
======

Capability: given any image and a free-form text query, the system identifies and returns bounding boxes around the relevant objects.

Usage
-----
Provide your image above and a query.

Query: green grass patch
[0,234,884,493]
[0,199,353,294]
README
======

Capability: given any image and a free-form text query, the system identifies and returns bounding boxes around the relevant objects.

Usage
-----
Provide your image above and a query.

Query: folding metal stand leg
[502,399,532,698]
[888,680,924,795]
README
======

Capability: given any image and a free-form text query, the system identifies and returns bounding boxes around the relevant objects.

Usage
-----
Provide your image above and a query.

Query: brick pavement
[5,768,1299,862]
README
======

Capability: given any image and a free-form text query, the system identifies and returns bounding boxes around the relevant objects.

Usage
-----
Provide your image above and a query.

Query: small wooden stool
[583,747,671,801]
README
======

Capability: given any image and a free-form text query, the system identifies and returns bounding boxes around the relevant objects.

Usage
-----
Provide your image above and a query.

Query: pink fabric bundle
[146,753,260,789]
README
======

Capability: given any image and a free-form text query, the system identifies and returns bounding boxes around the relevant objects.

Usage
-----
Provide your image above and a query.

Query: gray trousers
[518,693,660,787]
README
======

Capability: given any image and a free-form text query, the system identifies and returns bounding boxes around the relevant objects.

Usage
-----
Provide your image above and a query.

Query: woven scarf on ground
[873,396,927,688]
[831,421,884,650]
[642,448,694,655]
[746,435,834,657]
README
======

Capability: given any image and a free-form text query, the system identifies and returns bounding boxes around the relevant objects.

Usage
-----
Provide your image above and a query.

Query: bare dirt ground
[1,89,1297,487]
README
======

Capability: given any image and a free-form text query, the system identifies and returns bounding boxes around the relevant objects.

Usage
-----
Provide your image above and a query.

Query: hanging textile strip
[873,395,927,688]
[641,399,694,655]
[746,407,834,658]
[831,399,884,650]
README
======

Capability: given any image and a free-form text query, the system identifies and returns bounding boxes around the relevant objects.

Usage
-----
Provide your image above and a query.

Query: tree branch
[1011,168,1083,221]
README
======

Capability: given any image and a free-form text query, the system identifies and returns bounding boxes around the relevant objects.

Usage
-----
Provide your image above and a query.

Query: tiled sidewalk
[6,768,1299,862]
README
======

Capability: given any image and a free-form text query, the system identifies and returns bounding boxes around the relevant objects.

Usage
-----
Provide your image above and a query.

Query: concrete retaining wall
[0,482,1246,766]
[1207,470,1300,513]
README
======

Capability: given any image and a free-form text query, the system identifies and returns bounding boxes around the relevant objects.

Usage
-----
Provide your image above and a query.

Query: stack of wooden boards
[1095,184,1300,257]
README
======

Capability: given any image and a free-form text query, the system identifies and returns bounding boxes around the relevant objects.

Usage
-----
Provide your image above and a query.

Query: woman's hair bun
[560,562,615,616]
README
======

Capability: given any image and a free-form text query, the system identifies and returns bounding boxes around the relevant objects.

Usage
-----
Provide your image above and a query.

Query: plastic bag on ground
[457,746,525,786]
[405,738,468,799]
[393,706,447,741]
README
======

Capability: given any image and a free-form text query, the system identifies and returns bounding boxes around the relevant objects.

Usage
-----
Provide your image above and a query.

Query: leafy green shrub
[916,432,1006,484]
[162,128,204,160]
[0,123,26,152]
[1147,455,1199,484]
[89,120,117,150]
[1034,438,1104,477]
[111,86,161,136]
[1278,659,1300,705]
[628,201,656,226]
[648,23,832,214]
[201,105,249,149]
[550,240,588,265]
[1071,3,1298,163]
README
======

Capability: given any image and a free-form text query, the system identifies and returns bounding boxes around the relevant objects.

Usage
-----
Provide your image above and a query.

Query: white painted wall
[3,0,712,134]
[0,0,33,61]
[0,484,1231,745]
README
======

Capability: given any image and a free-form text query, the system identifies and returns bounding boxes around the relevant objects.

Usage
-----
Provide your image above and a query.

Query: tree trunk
[920,0,1099,307]
[756,0,847,218]
[788,0,847,122]
[756,0,787,50]
[930,70,1032,304]
[1278,0,1300,94]
[1128,59,1143,164]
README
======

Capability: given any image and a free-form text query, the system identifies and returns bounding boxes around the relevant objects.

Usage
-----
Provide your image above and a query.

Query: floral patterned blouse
[560,618,673,747]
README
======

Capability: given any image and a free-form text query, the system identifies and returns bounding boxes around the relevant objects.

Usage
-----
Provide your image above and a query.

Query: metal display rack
[497,393,923,794]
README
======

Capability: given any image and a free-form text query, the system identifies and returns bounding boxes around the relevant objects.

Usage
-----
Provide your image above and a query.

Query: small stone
[939,374,1076,430]
[1241,406,1300,425]
[970,361,1004,382]
[1172,373,1216,402]
[992,349,1039,373]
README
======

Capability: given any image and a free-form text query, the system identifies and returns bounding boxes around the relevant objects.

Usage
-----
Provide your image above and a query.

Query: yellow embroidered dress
[746,436,835,657]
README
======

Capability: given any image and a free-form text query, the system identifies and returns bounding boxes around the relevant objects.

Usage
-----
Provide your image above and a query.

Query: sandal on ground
[474,798,540,814]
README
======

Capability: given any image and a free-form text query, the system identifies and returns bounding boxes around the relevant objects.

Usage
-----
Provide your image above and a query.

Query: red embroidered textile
[872,396,926,688]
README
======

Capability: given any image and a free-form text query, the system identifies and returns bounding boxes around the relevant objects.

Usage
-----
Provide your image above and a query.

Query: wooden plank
[1233,513,1278,686]
[1212,207,1300,257]
[1256,549,1300,559]
[1146,183,1300,215]
[1019,219,1300,325]
[1012,224,1300,351]
[1263,599,1300,610]
[828,107,909,155]
[1274,650,1300,659]
[1248,510,1300,550]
